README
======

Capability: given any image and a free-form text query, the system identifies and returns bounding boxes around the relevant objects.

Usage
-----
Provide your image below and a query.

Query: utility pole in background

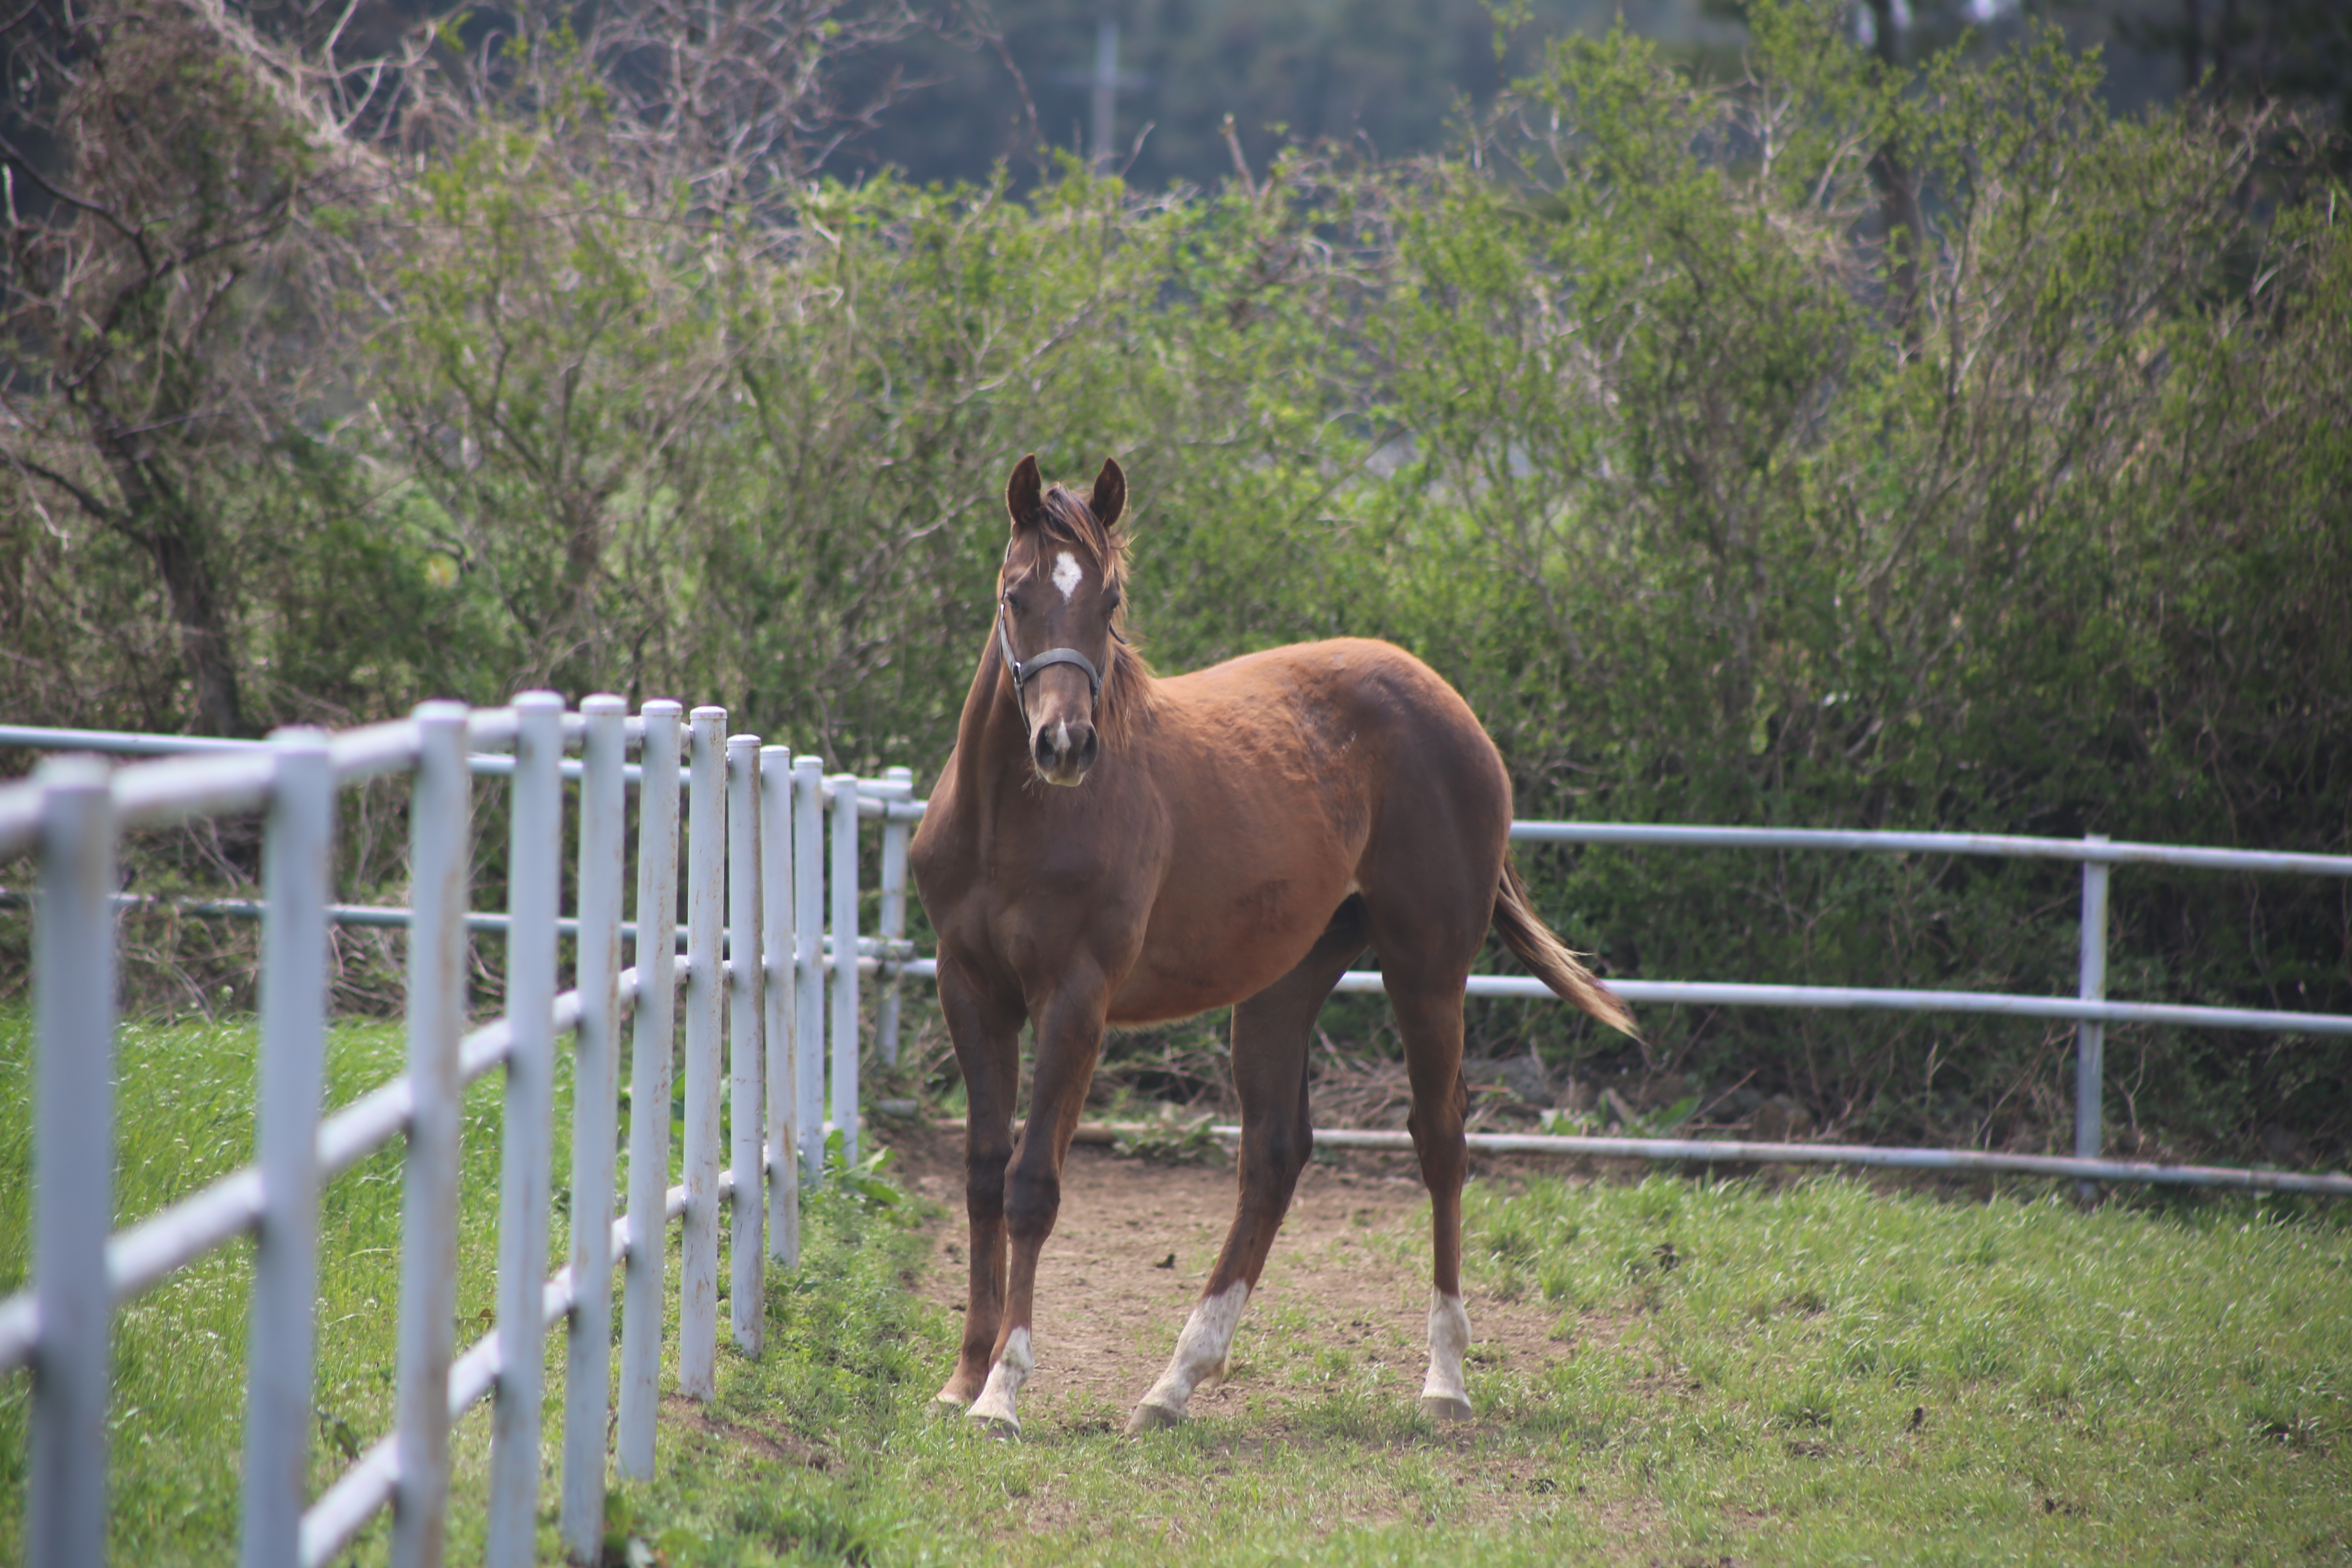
[1865,0,1923,360]
[1056,17,1150,172]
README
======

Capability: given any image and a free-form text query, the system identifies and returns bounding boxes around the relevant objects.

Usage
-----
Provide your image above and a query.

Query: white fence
[0,699,918,1568]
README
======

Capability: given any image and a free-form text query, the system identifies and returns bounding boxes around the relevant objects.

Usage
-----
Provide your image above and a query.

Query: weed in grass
[729,1487,902,1564]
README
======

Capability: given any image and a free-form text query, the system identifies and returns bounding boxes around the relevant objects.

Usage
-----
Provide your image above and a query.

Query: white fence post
[617,700,682,1479]
[28,756,117,1568]
[487,693,564,1568]
[829,774,862,1167]
[678,708,726,1400]
[239,731,334,1568]
[726,737,765,1356]
[759,747,799,1265]
[561,695,628,1562]
[390,702,472,1568]
[792,757,826,1185]
[875,766,914,1069]
[2076,834,2111,1200]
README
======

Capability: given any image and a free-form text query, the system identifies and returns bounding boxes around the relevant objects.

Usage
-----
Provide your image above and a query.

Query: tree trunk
[100,441,245,737]
[149,514,245,738]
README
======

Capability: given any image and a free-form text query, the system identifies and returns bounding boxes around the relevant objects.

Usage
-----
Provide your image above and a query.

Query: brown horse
[909,454,1635,1436]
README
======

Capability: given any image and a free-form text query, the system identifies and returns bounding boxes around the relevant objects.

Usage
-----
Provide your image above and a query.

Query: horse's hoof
[968,1409,1021,1440]
[1419,1393,1474,1423]
[932,1392,970,1417]
[1126,1399,1186,1434]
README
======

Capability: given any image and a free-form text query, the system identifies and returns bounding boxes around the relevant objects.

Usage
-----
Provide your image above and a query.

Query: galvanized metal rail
[935,1119,2352,1198]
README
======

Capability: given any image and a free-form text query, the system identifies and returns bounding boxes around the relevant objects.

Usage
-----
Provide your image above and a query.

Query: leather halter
[996,596,1107,704]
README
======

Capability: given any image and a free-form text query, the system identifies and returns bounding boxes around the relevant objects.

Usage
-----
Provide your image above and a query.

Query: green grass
[4,1011,2350,1564]
[1450,1175,2352,1564]
[610,1169,2352,1566]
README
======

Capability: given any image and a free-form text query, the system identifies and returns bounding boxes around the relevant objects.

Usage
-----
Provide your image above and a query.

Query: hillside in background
[829,0,2232,189]
[4,0,2330,198]
[834,0,1746,189]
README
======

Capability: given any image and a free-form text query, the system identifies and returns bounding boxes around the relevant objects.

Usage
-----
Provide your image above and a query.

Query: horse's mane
[1030,481,1158,751]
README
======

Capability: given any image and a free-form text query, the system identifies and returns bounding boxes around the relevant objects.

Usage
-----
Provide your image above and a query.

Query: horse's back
[1105,638,1511,1020]
[1152,636,1508,842]
[1155,634,1484,747]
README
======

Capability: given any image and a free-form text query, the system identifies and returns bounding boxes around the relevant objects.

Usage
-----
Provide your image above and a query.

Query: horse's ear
[1088,457,1126,530]
[1005,454,1044,535]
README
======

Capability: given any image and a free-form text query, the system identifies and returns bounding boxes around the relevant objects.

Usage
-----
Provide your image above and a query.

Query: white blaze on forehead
[1051,550,1085,602]
[1135,1280,1250,1423]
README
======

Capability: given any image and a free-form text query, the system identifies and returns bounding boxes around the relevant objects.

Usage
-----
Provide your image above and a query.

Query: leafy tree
[1358,9,2350,1146]
[0,0,385,733]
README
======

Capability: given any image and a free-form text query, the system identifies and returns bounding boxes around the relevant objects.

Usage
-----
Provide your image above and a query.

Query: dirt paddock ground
[881,1124,1630,1428]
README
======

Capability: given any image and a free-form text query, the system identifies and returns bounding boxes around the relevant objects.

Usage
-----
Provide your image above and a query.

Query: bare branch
[0,443,125,528]
[0,128,148,254]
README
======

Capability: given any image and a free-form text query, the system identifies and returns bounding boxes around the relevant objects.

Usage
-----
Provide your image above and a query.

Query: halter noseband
[996,596,1107,704]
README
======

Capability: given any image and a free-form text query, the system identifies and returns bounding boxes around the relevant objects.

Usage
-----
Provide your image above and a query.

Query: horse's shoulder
[908,760,972,871]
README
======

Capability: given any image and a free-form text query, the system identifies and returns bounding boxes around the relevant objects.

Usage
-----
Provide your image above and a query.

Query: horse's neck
[950,637,1030,814]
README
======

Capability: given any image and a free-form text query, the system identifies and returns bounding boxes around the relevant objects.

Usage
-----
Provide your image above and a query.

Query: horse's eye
[1102,589,1121,613]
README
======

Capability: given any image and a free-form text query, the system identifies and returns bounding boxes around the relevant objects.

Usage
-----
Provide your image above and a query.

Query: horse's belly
[1103,879,1345,1026]
[1104,968,1271,1027]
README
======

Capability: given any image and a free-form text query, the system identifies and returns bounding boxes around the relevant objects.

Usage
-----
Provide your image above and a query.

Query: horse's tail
[1492,857,1639,1039]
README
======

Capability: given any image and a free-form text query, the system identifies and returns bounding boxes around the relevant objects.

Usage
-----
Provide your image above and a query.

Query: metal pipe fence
[1481,821,2352,1196]
[5,711,2350,1567]
[0,704,914,1568]
[891,811,2352,1197]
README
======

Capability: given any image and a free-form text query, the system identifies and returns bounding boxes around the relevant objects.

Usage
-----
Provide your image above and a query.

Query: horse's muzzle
[1031,716,1098,786]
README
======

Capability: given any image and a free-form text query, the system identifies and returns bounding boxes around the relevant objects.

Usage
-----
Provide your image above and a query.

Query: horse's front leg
[935,958,1024,1410]
[967,970,1108,1435]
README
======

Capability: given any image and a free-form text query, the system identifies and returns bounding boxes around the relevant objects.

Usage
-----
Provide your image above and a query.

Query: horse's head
[997,452,1128,787]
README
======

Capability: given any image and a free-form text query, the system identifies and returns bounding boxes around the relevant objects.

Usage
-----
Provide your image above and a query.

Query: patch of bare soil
[883,1126,1598,1426]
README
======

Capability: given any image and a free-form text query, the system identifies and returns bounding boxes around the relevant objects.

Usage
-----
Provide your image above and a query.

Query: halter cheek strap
[997,599,1105,704]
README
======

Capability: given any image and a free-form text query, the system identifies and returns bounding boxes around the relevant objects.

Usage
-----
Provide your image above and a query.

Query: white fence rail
[0,700,919,1568]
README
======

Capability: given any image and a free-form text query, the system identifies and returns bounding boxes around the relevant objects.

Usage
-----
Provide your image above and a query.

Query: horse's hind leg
[1359,774,1499,1424]
[1129,900,1369,1433]
[1386,973,1477,1421]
